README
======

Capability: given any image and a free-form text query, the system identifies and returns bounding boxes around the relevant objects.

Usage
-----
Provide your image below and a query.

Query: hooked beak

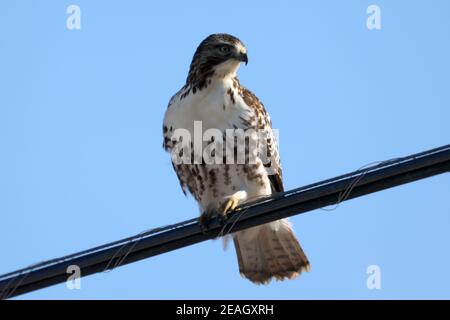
[238,51,248,65]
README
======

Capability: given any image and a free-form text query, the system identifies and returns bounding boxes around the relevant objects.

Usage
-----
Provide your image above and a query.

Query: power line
[1,144,449,299]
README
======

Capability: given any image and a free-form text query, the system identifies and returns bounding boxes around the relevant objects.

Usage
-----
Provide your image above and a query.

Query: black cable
[0,144,449,299]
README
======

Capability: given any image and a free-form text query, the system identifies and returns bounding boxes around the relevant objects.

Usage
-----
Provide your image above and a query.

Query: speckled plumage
[163,34,309,284]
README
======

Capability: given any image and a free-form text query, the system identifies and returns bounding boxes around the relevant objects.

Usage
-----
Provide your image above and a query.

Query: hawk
[163,34,310,284]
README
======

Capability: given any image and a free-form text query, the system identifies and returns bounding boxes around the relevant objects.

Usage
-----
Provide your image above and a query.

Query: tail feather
[233,219,310,284]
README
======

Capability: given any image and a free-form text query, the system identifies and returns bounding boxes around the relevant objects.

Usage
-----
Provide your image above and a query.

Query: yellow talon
[220,195,240,216]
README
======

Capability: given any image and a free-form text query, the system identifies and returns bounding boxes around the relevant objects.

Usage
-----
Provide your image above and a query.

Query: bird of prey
[163,34,310,284]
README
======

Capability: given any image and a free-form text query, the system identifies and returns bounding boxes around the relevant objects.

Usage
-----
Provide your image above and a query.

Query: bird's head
[187,34,248,87]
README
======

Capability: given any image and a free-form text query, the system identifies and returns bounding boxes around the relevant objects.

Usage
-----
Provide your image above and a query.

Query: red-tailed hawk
[163,34,310,284]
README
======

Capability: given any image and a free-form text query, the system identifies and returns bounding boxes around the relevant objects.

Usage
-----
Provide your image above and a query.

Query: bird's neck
[186,60,241,92]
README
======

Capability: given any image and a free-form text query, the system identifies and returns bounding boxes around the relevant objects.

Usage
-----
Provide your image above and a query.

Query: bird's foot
[198,195,241,234]
[219,194,241,219]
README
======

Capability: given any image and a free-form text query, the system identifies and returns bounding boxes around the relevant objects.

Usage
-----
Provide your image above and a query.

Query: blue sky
[1,1,449,299]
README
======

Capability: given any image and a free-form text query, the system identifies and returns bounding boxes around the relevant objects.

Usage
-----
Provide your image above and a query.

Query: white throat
[212,60,241,79]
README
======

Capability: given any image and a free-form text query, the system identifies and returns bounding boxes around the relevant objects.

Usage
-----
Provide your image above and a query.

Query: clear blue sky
[1,1,449,299]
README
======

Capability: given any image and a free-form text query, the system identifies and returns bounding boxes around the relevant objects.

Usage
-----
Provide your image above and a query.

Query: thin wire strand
[320,158,402,212]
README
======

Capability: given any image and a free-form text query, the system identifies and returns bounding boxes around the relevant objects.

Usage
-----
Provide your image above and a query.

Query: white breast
[163,76,272,212]
[164,77,249,135]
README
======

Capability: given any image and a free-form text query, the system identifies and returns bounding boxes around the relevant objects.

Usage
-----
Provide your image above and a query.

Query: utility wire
[0,144,449,299]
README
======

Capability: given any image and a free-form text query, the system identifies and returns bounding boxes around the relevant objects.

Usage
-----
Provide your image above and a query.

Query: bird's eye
[219,46,231,53]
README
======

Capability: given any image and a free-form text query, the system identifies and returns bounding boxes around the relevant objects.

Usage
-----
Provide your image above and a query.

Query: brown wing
[238,85,284,193]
